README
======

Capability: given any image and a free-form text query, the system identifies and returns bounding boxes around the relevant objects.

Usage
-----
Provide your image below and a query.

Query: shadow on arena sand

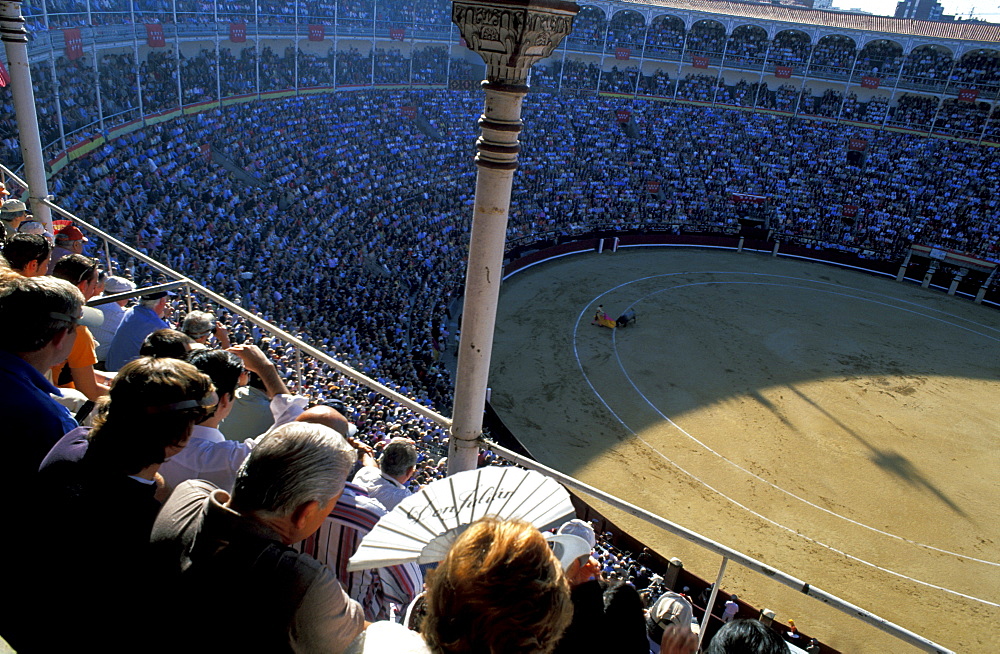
[490,248,1000,654]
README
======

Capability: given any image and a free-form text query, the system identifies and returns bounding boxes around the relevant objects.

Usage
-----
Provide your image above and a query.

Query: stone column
[921,261,938,289]
[947,267,966,296]
[447,0,577,475]
[0,0,53,230]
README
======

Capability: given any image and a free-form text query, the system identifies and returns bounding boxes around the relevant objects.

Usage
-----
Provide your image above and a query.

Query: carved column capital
[452,0,578,86]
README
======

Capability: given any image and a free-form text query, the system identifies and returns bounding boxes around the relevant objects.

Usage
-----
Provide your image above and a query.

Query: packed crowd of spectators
[725,25,768,67]
[24,87,995,430]
[9,8,1000,160]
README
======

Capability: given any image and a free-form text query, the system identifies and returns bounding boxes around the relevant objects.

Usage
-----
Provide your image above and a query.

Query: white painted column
[447,0,578,475]
[0,0,53,230]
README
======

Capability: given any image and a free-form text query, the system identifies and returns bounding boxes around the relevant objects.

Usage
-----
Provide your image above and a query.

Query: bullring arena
[490,249,1000,653]
[3,0,1000,650]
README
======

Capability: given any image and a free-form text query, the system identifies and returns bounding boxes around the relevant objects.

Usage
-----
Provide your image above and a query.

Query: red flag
[957,88,978,103]
[842,205,859,218]
[199,144,211,161]
[860,76,880,89]
[731,193,767,204]
[616,109,631,124]
[848,138,868,152]
[646,180,661,193]
[145,24,165,48]
[308,24,324,42]
[230,23,247,43]
[401,106,416,119]
[615,47,630,61]
[65,28,84,60]
[0,60,9,88]
[692,56,709,69]
[775,66,793,79]
[390,28,405,41]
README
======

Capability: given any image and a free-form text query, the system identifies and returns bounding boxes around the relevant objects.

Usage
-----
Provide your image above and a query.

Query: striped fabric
[301,482,423,621]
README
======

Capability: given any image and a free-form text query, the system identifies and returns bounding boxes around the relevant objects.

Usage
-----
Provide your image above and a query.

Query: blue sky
[831,0,1000,20]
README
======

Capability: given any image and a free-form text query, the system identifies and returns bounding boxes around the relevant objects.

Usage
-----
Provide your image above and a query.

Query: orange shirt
[51,325,98,388]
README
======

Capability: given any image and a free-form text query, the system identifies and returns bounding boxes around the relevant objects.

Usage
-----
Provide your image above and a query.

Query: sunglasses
[75,259,100,285]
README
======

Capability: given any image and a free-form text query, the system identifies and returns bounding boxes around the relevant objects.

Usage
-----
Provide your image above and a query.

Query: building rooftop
[620,0,1000,43]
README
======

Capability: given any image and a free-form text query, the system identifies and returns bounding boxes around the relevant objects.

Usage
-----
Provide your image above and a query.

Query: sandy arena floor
[489,249,1000,653]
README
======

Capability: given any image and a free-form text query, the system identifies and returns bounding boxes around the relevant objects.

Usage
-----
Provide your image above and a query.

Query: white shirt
[351,466,412,512]
[160,393,307,492]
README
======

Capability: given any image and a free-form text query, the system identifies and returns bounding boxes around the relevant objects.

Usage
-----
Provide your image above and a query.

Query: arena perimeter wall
[501,231,1000,306]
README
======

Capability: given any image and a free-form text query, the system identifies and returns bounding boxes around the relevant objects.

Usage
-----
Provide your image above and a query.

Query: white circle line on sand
[570,274,1000,607]
[610,279,1000,564]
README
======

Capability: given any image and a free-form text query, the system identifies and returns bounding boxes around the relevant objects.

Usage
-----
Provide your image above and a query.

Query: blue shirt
[105,304,168,371]
[0,350,77,500]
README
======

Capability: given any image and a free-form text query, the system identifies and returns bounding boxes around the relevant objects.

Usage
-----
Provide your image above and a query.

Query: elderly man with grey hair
[180,309,231,348]
[351,436,418,511]
[150,422,365,653]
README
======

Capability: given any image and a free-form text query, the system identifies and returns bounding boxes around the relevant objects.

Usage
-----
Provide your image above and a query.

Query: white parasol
[347,466,575,571]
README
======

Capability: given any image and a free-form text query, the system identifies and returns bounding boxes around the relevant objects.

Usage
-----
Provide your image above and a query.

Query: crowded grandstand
[1,0,997,651]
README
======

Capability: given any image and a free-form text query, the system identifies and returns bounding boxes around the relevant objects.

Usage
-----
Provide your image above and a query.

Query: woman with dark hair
[7,357,215,652]
[706,619,789,654]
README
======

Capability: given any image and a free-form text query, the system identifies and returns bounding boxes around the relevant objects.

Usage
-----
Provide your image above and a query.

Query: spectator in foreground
[158,344,306,491]
[150,422,365,653]
[92,275,136,364]
[47,223,88,273]
[0,275,87,503]
[706,619,788,654]
[51,254,114,402]
[181,309,231,348]
[352,435,418,510]
[2,233,51,277]
[0,198,28,240]
[297,404,421,622]
[139,328,195,359]
[347,516,573,654]
[7,356,215,652]
[105,288,170,371]
[646,591,698,653]
[553,518,648,654]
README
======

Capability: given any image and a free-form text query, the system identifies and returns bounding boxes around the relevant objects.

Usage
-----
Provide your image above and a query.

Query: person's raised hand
[227,343,272,375]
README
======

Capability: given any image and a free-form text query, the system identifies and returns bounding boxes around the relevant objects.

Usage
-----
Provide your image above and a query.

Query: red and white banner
[957,88,979,103]
[199,144,211,161]
[842,204,859,218]
[860,76,880,89]
[615,47,630,61]
[401,106,416,119]
[230,23,247,43]
[692,55,709,69]
[730,193,767,204]
[308,24,324,42]
[144,24,165,48]
[848,138,868,152]
[0,60,8,88]
[616,109,631,124]
[646,180,661,193]
[390,27,406,41]
[775,66,793,79]
[65,28,84,59]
